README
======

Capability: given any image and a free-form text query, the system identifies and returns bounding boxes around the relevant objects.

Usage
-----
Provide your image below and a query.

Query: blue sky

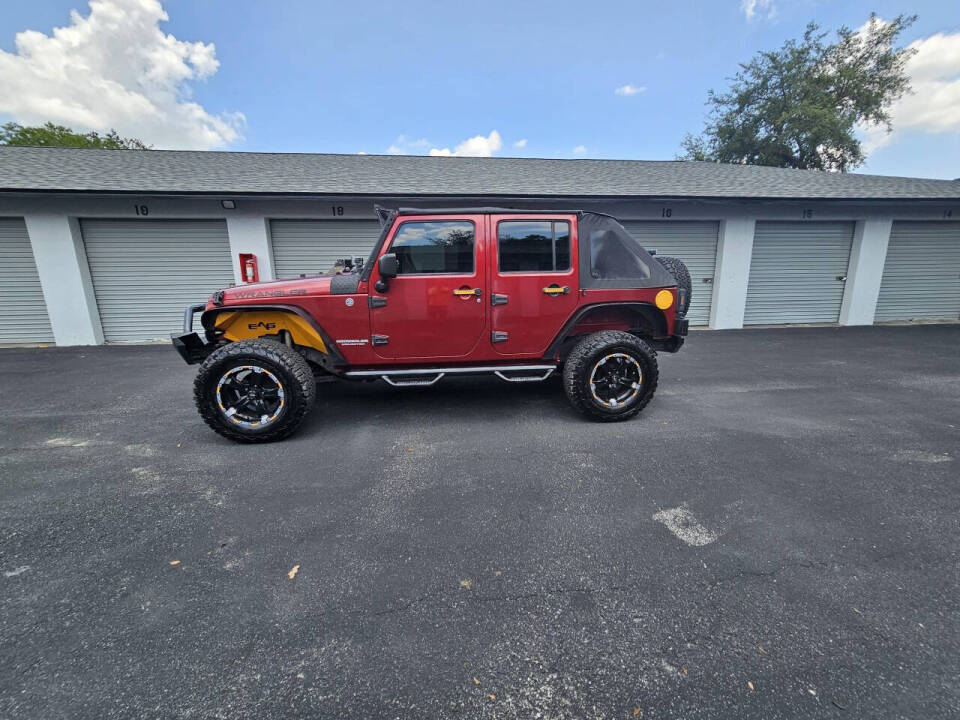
[0,0,958,178]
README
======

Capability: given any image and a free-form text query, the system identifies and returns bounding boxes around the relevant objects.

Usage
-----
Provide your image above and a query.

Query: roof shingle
[0,146,957,200]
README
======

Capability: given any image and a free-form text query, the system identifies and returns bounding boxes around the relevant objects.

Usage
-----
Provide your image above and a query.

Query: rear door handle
[453,287,482,296]
[543,285,570,295]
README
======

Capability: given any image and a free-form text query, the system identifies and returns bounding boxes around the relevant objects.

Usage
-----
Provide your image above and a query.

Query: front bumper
[171,303,212,365]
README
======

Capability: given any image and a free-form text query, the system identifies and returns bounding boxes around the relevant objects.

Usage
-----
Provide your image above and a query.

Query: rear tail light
[677,287,688,315]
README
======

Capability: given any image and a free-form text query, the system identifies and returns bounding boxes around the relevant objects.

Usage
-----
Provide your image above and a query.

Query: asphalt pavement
[1,325,958,719]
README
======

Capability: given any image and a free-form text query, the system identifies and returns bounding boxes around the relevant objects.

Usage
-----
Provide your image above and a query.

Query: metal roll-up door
[0,218,54,344]
[271,220,381,279]
[875,222,960,322]
[744,222,854,325]
[623,221,719,326]
[81,220,233,342]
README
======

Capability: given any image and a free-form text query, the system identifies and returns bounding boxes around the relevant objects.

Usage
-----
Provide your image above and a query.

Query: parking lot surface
[1,325,958,719]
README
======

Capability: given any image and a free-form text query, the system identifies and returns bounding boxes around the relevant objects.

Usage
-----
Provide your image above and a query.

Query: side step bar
[494,368,554,383]
[382,373,445,387]
[344,364,556,386]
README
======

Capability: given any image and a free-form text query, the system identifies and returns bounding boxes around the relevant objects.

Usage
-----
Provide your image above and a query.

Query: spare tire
[656,256,692,316]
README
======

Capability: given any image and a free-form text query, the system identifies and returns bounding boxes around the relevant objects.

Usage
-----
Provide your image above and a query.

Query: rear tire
[563,331,658,422]
[656,255,692,316]
[194,339,316,443]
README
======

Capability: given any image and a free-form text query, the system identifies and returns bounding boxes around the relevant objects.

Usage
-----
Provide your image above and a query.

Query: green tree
[0,122,150,149]
[680,14,916,172]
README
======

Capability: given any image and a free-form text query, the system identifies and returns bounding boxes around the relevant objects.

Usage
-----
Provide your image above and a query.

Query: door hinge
[371,334,389,346]
[491,331,508,343]
[369,295,387,308]
[491,293,508,306]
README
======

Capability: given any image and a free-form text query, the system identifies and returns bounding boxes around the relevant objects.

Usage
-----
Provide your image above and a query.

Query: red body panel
[207,214,678,369]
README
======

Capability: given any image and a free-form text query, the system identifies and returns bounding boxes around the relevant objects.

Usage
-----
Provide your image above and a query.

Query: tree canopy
[680,14,916,172]
[0,122,150,150]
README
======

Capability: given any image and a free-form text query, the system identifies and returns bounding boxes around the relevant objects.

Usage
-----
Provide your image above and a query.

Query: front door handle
[453,287,482,297]
[543,285,570,295]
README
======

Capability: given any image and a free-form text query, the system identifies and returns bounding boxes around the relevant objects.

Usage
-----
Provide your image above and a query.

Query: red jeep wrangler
[174,208,691,442]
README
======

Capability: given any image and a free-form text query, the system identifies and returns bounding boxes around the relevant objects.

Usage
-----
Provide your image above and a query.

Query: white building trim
[226,215,276,283]
[839,218,893,326]
[709,218,756,329]
[24,214,103,346]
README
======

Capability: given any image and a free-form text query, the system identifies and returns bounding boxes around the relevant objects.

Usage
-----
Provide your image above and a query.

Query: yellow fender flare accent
[212,310,328,354]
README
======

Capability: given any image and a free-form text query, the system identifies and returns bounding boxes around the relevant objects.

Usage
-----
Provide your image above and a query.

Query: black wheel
[194,339,316,443]
[656,255,692,316]
[563,331,659,422]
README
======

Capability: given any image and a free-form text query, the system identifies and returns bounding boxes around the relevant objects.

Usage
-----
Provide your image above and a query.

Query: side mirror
[378,253,399,279]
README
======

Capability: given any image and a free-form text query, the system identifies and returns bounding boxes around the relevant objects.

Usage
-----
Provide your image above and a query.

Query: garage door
[0,218,54,344]
[622,221,719,326]
[270,220,381,279]
[81,220,234,342]
[744,222,854,325]
[875,222,960,323]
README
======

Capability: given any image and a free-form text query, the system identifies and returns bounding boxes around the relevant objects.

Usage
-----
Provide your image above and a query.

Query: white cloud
[0,0,243,149]
[385,135,433,155]
[513,138,528,149]
[614,84,646,96]
[860,24,960,153]
[572,145,587,155]
[429,130,502,157]
[741,0,776,21]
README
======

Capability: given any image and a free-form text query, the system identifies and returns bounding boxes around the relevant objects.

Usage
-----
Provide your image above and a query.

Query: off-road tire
[194,339,316,443]
[563,331,659,422]
[656,255,692,316]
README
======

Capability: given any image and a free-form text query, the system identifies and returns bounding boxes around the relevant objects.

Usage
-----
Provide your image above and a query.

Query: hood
[215,275,333,304]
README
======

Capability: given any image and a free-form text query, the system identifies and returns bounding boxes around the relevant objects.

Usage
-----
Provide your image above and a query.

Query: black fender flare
[543,302,668,360]
[201,304,347,367]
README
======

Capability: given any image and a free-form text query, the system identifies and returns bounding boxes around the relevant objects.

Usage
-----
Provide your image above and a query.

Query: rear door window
[498,221,571,273]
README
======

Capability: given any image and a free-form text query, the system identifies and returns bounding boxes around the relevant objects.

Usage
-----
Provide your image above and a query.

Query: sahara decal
[335,338,369,346]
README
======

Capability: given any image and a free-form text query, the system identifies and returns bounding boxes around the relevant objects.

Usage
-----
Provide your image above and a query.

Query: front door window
[391,221,475,275]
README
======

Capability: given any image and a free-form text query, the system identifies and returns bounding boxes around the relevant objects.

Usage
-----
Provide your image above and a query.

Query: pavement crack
[350,587,450,618]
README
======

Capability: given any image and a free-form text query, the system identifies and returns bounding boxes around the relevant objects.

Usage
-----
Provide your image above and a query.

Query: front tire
[563,331,658,422]
[194,339,316,443]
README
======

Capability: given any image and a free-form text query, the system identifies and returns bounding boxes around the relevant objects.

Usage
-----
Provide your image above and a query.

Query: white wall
[839,218,893,326]
[24,214,103,345]
[709,218,756,329]
[226,215,275,283]
[0,191,956,344]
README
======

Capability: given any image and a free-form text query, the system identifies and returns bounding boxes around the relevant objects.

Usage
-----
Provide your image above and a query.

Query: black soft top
[369,206,674,289]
